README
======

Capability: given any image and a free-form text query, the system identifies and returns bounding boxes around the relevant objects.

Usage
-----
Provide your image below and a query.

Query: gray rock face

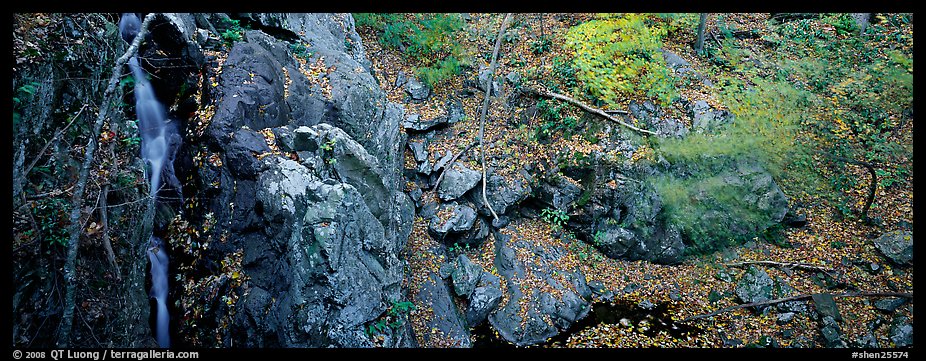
[536,175,582,211]
[629,100,689,138]
[466,272,503,327]
[687,99,734,133]
[438,163,482,201]
[820,316,847,348]
[735,266,775,313]
[191,14,414,348]
[478,66,500,96]
[488,229,591,346]
[405,77,430,100]
[873,231,913,266]
[812,293,842,322]
[402,99,466,132]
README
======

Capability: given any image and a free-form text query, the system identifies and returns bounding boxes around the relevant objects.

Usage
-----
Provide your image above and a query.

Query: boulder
[428,202,477,242]
[889,315,913,347]
[414,273,472,347]
[477,66,500,96]
[735,266,775,313]
[873,231,913,266]
[405,77,430,100]
[470,173,532,216]
[437,162,481,201]
[466,272,503,327]
[450,255,483,297]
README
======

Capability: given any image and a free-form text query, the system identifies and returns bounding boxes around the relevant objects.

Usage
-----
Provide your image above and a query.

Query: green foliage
[220,18,246,47]
[534,99,579,141]
[530,36,552,54]
[541,208,569,231]
[290,43,313,61]
[822,13,859,35]
[366,300,416,336]
[13,81,40,127]
[564,14,678,106]
[32,197,70,247]
[354,13,466,89]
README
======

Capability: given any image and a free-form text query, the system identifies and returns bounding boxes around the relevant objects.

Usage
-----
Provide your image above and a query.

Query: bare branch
[478,13,512,222]
[524,87,657,136]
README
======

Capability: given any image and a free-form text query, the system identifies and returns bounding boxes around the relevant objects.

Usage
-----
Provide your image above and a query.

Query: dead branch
[523,87,657,136]
[57,13,155,348]
[99,185,120,280]
[683,291,913,322]
[477,13,512,222]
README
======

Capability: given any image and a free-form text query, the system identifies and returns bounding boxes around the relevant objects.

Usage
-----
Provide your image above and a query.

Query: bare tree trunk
[852,13,872,36]
[524,87,657,136]
[695,13,708,55]
[56,13,155,348]
[477,13,512,222]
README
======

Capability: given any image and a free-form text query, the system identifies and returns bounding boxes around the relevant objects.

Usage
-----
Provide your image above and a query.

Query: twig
[477,13,512,222]
[25,185,76,201]
[724,260,836,273]
[710,31,723,48]
[433,142,477,191]
[683,291,913,322]
[99,185,121,280]
[57,13,155,348]
[525,87,657,136]
[24,104,88,178]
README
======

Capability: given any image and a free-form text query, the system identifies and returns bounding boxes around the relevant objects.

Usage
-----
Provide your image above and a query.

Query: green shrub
[354,13,466,89]
[541,207,569,231]
[564,14,678,106]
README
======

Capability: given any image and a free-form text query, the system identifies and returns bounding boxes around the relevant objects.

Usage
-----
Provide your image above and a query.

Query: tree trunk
[852,13,872,36]
[478,13,512,222]
[695,13,708,55]
[56,13,155,348]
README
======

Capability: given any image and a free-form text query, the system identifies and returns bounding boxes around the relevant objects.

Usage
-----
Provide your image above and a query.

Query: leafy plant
[564,14,679,107]
[530,36,552,54]
[541,207,569,231]
[219,18,246,47]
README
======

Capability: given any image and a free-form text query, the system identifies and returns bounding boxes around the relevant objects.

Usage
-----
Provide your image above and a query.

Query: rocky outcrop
[873,231,913,266]
[488,228,592,346]
[188,13,414,347]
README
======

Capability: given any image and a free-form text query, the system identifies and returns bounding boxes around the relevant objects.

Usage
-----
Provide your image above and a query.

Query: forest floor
[358,13,914,348]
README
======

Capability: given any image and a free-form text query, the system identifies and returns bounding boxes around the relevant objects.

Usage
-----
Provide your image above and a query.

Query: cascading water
[121,13,177,348]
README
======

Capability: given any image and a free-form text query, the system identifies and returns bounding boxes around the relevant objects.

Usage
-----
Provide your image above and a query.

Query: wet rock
[735,266,775,313]
[405,77,430,100]
[466,272,502,327]
[437,162,481,201]
[450,255,483,297]
[873,231,913,266]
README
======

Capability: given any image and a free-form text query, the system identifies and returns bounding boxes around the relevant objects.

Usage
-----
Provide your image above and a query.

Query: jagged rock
[735,266,775,313]
[405,77,430,100]
[661,49,690,70]
[536,175,582,211]
[437,162,481,201]
[408,140,429,163]
[874,297,908,313]
[447,98,465,123]
[873,231,913,266]
[415,273,472,347]
[629,100,689,138]
[889,315,913,347]
[777,312,795,325]
[488,228,591,346]
[687,99,734,133]
[428,202,477,242]
[451,255,483,297]
[471,173,532,216]
[812,293,842,322]
[820,316,847,348]
[433,150,454,173]
[292,126,320,152]
[774,277,808,314]
[466,272,503,327]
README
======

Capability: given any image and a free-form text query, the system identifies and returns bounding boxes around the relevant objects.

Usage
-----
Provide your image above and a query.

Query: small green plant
[592,230,606,246]
[32,197,70,247]
[220,18,246,47]
[530,36,552,54]
[541,208,569,231]
[290,43,313,61]
[366,300,416,336]
[320,139,336,152]
[13,81,40,127]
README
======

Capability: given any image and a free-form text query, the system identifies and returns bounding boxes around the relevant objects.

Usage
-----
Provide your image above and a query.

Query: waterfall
[121,13,176,348]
